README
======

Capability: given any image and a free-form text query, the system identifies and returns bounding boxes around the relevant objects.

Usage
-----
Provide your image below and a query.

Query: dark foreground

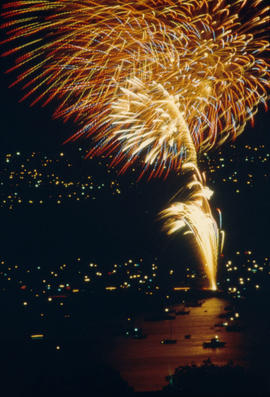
[1,340,269,397]
[1,291,270,397]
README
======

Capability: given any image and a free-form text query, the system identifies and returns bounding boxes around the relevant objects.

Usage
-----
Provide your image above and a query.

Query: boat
[161,339,177,344]
[185,300,203,307]
[161,318,177,344]
[144,314,175,321]
[203,336,226,348]
[224,305,234,311]
[124,327,146,339]
[214,322,226,327]
[175,309,190,315]
[219,311,234,319]
[226,324,245,332]
[132,333,146,339]
[164,307,176,314]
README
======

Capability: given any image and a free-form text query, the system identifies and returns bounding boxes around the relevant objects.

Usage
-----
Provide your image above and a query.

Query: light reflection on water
[106,297,249,392]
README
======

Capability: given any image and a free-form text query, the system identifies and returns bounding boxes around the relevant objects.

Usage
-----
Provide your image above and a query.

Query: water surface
[106,297,251,391]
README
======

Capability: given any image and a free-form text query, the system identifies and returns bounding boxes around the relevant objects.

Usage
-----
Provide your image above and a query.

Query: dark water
[105,297,264,392]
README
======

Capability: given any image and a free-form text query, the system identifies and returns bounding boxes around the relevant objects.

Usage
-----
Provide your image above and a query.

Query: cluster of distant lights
[0,257,166,305]
[2,249,269,307]
[223,250,270,298]
[0,150,121,209]
[0,141,268,210]
[184,267,204,281]
[2,249,269,349]
[201,143,270,194]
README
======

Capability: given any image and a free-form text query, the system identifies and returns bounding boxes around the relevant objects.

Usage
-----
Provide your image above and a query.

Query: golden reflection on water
[106,298,248,392]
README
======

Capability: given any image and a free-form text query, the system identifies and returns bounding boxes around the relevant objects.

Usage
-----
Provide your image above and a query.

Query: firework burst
[1,0,269,176]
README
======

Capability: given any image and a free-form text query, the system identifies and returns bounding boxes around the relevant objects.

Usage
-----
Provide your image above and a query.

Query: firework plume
[160,163,225,291]
[1,0,269,288]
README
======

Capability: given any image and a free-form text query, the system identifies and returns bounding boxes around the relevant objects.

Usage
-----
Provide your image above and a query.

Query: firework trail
[1,1,269,288]
[161,163,225,291]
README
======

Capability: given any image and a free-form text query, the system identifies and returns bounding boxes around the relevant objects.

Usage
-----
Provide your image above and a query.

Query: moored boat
[203,336,226,348]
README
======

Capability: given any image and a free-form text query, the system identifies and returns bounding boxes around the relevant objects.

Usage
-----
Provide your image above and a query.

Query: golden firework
[160,163,224,291]
[1,0,269,175]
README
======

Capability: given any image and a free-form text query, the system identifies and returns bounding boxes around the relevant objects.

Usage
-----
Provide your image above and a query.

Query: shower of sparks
[160,163,224,291]
[108,78,197,178]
